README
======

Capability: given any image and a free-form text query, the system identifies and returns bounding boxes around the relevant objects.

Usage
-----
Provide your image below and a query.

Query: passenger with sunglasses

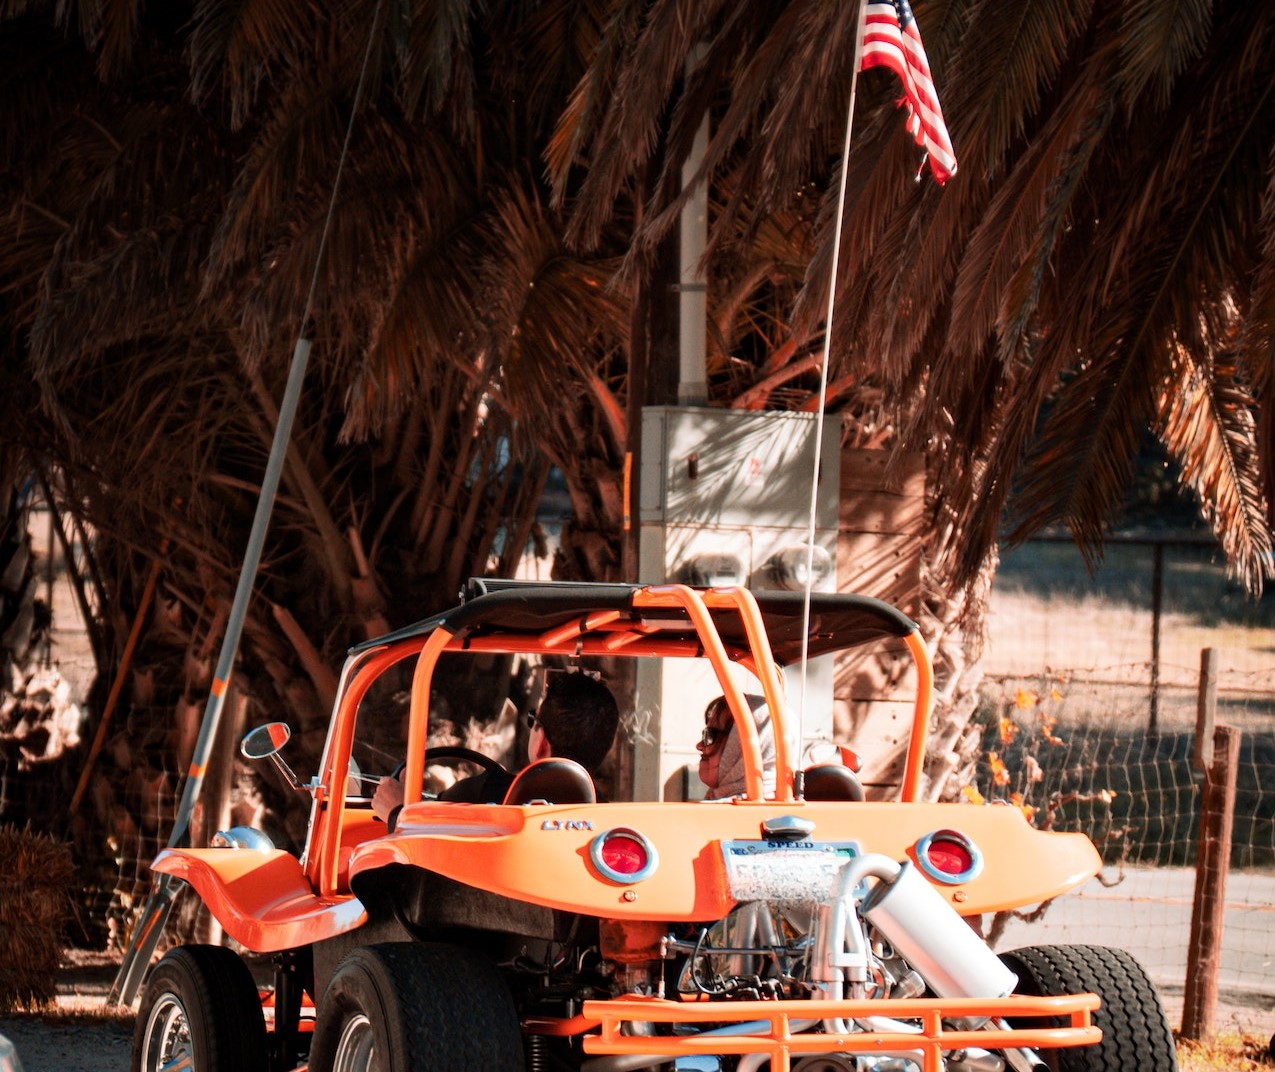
[372,671,619,822]
[696,693,777,799]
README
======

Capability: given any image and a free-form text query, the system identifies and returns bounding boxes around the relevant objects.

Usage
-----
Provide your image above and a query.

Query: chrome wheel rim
[332,1012,375,1072]
[140,992,194,1071]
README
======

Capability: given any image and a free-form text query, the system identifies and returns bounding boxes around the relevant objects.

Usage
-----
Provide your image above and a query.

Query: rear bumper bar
[579,993,1102,1072]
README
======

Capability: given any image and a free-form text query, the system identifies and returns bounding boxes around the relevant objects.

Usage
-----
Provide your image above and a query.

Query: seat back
[503,757,597,805]
[801,763,865,802]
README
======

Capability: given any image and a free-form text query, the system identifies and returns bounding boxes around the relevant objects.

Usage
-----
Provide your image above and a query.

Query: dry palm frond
[477,184,629,442]
[188,0,327,128]
[1158,352,1271,593]
[1115,0,1212,113]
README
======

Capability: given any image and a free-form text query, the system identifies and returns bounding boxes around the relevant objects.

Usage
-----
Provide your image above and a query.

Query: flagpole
[795,0,871,754]
[110,0,387,1006]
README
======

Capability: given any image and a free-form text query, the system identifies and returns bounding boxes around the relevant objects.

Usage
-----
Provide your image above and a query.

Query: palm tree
[547,0,1274,795]
[2,0,1272,929]
[1,0,635,935]
[551,0,1273,593]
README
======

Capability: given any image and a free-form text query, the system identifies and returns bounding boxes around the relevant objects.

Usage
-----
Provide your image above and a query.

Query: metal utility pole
[110,0,386,1005]
[110,340,314,1005]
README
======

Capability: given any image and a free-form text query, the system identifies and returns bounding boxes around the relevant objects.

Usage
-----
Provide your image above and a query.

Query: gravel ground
[0,951,132,1072]
[0,1016,133,1072]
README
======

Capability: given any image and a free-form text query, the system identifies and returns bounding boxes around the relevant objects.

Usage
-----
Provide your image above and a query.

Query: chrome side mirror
[241,721,291,759]
[240,722,305,790]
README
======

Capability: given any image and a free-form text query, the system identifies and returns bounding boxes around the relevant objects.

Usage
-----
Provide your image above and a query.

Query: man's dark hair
[537,672,619,771]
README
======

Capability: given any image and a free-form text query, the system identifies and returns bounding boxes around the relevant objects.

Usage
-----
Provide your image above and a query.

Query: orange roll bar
[404,626,455,809]
[712,586,795,801]
[539,609,624,649]
[634,585,768,800]
[900,629,933,802]
[307,640,419,894]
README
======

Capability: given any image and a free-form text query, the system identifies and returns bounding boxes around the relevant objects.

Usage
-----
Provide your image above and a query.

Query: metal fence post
[1148,541,1164,736]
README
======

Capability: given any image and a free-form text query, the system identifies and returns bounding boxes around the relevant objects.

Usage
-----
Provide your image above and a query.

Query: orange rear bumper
[580,993,1101,1072]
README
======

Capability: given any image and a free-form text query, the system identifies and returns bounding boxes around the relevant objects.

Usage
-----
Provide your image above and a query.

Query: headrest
[801,763,865,802]
[503,757,597,806]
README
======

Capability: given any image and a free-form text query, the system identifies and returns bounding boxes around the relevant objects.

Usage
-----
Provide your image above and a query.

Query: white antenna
[796,0,870,749]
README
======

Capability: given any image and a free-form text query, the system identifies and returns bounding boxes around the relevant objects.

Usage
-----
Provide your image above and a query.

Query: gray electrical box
[640,407,838,527]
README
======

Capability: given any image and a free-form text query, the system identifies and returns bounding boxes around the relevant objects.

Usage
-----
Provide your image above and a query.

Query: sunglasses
[699,723,727,749]
[699,701,733,750]
[525,710,543,731]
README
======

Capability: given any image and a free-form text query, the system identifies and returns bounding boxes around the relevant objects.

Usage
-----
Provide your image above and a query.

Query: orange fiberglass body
[139,579,1180,1072]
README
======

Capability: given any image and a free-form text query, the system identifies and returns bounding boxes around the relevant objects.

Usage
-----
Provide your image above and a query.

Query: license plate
[720,840,859,902]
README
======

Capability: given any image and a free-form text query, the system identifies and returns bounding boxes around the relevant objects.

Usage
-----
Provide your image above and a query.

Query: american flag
[860,0,958,184]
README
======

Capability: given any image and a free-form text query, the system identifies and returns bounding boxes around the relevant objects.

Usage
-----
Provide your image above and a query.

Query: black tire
[132,944,268,1072]
[1000,944,1179,1072]
[308,942,523,1072]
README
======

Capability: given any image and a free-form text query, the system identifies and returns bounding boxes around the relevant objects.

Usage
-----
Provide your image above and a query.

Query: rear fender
[347,800,1100,920]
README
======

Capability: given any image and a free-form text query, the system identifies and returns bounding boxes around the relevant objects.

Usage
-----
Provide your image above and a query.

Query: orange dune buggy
[132,579,1178,1072]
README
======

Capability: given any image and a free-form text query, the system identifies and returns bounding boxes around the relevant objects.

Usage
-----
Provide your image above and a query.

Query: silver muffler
[858,855,1017,1000]
[820,853,1017,1001]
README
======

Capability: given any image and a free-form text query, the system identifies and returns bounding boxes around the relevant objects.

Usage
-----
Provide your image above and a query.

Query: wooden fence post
[1180,693,1241,1042]
[1192,648,1218,774]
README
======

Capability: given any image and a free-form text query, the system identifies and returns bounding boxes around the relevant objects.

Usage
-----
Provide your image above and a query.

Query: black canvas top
[350,578,918,666]
[351,581,918,662]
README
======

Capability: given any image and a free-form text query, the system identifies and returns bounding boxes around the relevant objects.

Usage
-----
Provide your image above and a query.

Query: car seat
[801,763,865,801]
[503,757,597,805]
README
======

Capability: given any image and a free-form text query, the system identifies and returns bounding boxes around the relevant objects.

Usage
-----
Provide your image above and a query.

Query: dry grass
[1177,1032,1273,1070]
[6,1003,134,1028]
[985,542,1275,730]
[0,826,73,1012]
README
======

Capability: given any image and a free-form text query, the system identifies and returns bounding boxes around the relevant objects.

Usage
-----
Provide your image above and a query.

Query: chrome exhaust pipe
[836,853,1018,1001]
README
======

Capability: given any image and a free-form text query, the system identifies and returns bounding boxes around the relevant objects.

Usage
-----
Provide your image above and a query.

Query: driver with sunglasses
[373,671,620,822]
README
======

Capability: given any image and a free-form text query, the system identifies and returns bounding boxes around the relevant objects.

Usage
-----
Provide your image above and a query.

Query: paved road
[0,1017,131,1072]
[993,865,1275,1034]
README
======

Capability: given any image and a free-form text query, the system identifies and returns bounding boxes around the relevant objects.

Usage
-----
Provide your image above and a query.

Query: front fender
[151,848,366,952]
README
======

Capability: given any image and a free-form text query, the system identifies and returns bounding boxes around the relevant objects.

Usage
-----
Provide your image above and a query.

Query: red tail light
[590,828,659,884]
[600,834,646,873]
[915,829,983,884]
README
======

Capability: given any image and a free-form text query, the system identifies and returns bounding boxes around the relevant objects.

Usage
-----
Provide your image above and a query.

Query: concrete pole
[677,98,709,408]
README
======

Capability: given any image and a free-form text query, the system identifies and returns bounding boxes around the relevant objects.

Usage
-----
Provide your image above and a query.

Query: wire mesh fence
[974,536,1275,1027]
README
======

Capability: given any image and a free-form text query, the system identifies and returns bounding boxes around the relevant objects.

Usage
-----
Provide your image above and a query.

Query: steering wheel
[370,748,507,820]
[386,747,507,780]
[423,746,506,776]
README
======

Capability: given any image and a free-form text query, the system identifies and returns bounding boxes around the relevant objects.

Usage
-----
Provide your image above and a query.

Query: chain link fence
[972,536,1275,1031]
